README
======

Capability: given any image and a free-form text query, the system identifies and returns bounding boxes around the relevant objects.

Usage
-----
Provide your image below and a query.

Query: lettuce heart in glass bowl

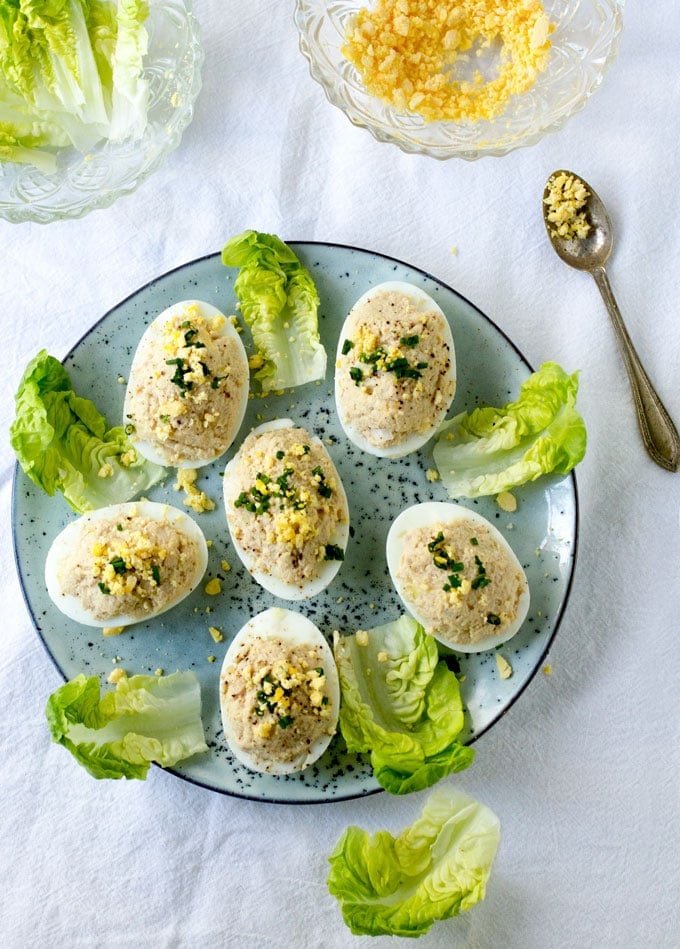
[294,0,625,160]
[0,0,203,224]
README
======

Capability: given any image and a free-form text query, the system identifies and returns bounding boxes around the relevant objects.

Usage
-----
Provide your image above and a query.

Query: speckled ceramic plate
[12,243,578,803]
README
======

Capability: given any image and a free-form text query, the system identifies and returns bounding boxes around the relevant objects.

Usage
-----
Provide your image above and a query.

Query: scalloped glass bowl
[294,0,625,160]
[0,0,203,224]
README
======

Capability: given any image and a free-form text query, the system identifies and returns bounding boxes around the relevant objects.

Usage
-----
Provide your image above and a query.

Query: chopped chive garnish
[166,357,192,394]
[151,565,161,586]
[341,339,354,355]
[470,554,491,589]
[109,556,126,575]
[429,533,466,590]
[349,366,363,385]
[278,715,294,729]
[428,532,445,551]
[324,544,345,562]
[98,582,111,595]
[471,576,491,589]
[486,613,501,626]
[400,334,420,347]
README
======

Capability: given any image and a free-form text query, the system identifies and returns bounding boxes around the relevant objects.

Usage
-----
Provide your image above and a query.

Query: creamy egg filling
[125,303,248,465]
[227,427,347,586]
[58,513,202,621]
[396,520,524,646]
[335,288,455,449]
[222,636,335,764]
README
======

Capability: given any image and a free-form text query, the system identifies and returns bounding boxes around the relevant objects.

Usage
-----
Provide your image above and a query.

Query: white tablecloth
[2,4,679,947]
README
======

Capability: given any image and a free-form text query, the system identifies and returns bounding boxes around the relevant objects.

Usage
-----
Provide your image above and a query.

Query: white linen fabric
[1,3,679,948]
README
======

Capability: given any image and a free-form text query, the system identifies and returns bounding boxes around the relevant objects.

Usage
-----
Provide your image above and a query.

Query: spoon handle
[592,267,679,471]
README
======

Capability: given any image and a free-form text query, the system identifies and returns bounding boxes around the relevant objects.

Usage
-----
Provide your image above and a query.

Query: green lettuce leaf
[432,361,587,498]
[45,671,209,779]
[0,0,149,165]
[333,616,474,795]
[327,785,500,937]
[221,229,327,392]
[10,349,165,513]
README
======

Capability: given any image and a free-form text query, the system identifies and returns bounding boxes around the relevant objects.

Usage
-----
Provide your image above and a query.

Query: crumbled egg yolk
[159,308,231,413]
[236,448,338,552]
[204,577,222,596]
[209,626,224,643]
[343,0,554,123]
[174,468,216,513]
[92,534,165,598]
[496,490,517,513]
[544,172,591,239]
[245,655,331,738]
[496,653,513,679]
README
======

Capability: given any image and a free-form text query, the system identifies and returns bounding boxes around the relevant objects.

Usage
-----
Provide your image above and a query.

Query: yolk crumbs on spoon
[342,0,554,123]
[544,172,591,240]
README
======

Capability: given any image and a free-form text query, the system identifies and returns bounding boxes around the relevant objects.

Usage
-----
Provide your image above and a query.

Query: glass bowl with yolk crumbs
[294,0,625,160]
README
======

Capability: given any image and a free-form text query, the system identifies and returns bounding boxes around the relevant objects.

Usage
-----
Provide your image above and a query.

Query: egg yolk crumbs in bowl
[342,0,554,123]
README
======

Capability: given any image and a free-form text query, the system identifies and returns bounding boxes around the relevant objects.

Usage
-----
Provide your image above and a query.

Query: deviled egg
[124,300,249,468]
[44,501,208,627]
[334,281,456,457]
[386,501,529,653]
[219,607,340,774]
[222,420,349,600]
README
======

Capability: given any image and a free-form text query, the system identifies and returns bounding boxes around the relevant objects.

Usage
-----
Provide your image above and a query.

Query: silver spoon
[543,170,679,472]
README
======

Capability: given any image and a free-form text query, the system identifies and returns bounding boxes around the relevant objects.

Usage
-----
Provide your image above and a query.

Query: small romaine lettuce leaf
[432,361,587,498]
[10,349,165,513]
[327,784,500,937]
[333,616,474,795]
[221,230,327,392]
[45,671,209,779]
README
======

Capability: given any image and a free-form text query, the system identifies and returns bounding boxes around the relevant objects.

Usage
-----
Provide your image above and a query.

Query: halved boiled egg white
[124,299,249,468]
[44,500,209,628]
[219,607,340,774]
[334,281,456,458]
[386,501,530,653]
[222,419,350,600]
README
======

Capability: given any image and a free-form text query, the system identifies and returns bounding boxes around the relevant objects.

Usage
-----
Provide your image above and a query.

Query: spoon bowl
[544,171,613,270]
[543,170,679,472]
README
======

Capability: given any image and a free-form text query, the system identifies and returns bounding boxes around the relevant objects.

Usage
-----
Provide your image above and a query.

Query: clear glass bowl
[0,0,204,224]
[294,0,625,160]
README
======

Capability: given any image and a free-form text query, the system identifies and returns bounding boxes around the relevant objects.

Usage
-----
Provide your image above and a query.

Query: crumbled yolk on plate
[343,0,554,123]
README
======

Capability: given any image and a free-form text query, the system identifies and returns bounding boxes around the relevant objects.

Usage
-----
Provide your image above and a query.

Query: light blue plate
[12,243,578,803]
